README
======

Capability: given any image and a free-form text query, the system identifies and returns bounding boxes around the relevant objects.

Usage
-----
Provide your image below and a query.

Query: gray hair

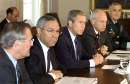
[36,15,58,29]
[0,22,31,49]
[89,9,106,21]
[67,9,86,23]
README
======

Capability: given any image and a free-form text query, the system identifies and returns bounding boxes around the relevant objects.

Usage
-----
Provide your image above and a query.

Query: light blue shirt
[4,49,19,84]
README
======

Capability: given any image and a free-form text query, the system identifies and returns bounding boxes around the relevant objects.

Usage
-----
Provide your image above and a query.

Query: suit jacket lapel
[0,48,17,83]
[64,27,77,61]
[33,36,47,72]
[85,25,97,42]
[49,48,58,69]
[33,36,58,71]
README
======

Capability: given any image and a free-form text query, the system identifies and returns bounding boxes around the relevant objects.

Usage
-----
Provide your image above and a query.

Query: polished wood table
[64,60,130,84]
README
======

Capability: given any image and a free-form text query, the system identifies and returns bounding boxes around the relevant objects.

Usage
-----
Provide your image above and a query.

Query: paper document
[114,68,128,75]
[112,50,130,54]
[102,65,119,69]
[56,76,97,84]
[120,78,128,84]
[105,54,130,60]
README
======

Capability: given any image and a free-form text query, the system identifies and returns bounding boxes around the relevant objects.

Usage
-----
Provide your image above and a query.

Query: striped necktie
[16,63,22,84]
[74,37,80,61]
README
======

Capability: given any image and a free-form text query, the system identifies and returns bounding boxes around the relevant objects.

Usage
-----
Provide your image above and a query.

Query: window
[23,0,41,26]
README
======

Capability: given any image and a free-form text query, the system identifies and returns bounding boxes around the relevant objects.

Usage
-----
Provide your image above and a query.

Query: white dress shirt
[68,29,77,57]
[38,39,58,79]
[6,18,10,23]
[38,39,53,72]
[68,29,95,67]
[94,27,99,35]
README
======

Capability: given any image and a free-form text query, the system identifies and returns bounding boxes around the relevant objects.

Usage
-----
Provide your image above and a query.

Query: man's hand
[98,45,109,56]
[93,53,104,65]
[49,70,63,80]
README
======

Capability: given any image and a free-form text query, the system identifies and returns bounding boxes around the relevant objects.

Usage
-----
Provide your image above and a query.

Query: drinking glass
[120,59,129,70]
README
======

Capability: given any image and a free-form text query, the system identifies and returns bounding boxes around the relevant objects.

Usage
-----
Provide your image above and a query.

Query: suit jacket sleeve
[0,19,8,32]
[55,33,90,70]
[25,46,54,84]
[81,33,97,57]
[0,64,16,84]
[0,49,17,84]
[18,60,33,84]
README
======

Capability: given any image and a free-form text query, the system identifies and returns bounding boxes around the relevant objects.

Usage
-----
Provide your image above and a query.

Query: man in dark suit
[81,9,112,57]
[107,2,129,50]
[0,7,19,32]
[25,15,63,84]
[54,10,104,70]
[0,22,33,84]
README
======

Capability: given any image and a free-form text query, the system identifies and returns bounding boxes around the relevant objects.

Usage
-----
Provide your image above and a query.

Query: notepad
[105,54,130,60]
[56,76,97,84]
[112,50,130,54]
[102,65,119,70]
[120,79,128,84]
[114,68,128,75]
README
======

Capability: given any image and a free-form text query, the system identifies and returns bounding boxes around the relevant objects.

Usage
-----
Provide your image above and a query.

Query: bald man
[81,9,111,57]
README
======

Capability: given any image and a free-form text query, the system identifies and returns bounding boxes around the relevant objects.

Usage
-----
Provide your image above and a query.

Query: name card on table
[120,78,128,84]
[112,50,130,54]
[105,54,130,60]
[102,65,119,70]
[55,76,97,84]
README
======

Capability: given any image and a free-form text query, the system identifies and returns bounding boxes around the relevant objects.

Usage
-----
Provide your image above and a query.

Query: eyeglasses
[41,28,61,34]
[18,38,34,43]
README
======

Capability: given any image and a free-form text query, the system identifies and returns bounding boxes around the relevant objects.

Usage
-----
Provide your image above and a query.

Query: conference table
[63,60,130,84]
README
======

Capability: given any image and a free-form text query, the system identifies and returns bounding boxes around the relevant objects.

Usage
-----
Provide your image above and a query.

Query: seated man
[54,10,104,70]
[0,7,19,32]
[81,9,112,57]
[107,2,129,50]
[25,15,63,84]
[0,22,33,84]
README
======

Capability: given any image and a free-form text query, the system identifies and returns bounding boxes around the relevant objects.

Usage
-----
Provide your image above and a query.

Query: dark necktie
[115,22,120,34]
[16,63,22,84]
[74,37,80,61]
[96,33,100,49]
[47,49,51,72]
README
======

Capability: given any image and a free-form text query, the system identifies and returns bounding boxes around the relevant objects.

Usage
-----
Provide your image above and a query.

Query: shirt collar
[38,39,49,53]
[93,27,99,35]
[6,18,10,23]
[68,28,76,42]
[4,49,17,68]
[38,39,53,71]
[112,20,117,24]
[111,18,117,24]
